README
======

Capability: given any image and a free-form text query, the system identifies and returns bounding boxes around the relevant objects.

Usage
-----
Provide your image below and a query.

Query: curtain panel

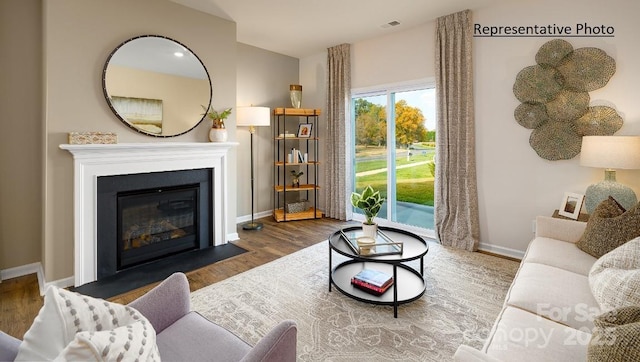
[434,10,480,251]
[324,44,351,220]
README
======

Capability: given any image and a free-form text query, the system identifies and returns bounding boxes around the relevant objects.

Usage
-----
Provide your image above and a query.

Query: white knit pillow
[15,286,159,361]
[589,237,640,312]
[54,320,158,361]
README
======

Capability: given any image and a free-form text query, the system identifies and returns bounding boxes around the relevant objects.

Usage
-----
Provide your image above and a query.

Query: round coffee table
[328,226,429,317]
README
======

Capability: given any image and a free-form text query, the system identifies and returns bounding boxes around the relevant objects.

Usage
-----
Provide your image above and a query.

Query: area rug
[191,241,519,361]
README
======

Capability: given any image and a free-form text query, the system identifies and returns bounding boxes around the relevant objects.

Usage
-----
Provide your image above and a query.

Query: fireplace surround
[60,142,237,287]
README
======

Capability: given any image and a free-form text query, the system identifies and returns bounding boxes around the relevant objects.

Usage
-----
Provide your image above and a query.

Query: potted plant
[202,106,232,142]
[350,185,384,238]
[290,170,304,188]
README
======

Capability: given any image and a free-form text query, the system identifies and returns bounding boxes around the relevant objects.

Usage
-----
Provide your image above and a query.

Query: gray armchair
[0,273,297,361]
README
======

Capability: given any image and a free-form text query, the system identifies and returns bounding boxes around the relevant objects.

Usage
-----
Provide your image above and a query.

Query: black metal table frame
[328,226,428,318]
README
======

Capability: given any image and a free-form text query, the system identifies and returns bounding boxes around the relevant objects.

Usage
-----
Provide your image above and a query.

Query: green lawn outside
[354,146,435,173]
[354,145,435,206]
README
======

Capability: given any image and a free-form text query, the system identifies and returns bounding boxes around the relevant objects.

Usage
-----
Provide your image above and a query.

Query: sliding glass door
[352,83,435,233]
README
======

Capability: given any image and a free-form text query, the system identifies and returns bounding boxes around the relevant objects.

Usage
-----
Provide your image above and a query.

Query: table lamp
[236,106,271,230]
[580,135,640,213]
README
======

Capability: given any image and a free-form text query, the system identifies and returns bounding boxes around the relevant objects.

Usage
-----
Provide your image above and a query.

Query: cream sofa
[455,216,600,361]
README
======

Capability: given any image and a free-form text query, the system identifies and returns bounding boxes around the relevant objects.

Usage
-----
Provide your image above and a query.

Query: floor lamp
[236,106,271,230]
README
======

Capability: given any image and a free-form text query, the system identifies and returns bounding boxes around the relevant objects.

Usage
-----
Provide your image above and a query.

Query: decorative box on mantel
[59,142,238,286]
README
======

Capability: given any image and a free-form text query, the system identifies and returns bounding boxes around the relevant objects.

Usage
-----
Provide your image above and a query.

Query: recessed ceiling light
[174,52,184,57]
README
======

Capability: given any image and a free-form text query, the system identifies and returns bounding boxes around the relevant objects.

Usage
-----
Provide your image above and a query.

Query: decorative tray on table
[339,228,403,256]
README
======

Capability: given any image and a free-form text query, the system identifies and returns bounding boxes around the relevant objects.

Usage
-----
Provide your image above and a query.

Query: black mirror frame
[102,35,212,138]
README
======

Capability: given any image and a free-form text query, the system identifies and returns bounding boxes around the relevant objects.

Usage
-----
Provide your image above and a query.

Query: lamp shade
[236,106,271,127]
[580,136,640,170]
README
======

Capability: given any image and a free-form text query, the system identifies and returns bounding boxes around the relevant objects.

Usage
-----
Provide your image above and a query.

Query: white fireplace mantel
[60,142,238,286]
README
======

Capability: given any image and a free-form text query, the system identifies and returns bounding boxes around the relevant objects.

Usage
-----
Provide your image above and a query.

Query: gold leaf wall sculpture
[513,39,621,160]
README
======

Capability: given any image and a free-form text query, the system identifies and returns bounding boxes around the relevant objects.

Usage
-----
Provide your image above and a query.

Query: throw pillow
[588,306,640,362]
[577,197,640,258]
[15,286,159,361]
[589,237,640,311]
[55,320,158,361]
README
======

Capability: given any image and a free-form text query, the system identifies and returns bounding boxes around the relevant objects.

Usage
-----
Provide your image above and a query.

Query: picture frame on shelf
[558,192,584,220]
[297,123,313,138]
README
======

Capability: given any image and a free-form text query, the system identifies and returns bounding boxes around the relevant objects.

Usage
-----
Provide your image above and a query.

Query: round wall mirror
[102,35,212,137]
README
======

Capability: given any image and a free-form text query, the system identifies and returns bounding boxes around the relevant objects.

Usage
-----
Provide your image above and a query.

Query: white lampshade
[236,106,271,127]
[580,136,640,170]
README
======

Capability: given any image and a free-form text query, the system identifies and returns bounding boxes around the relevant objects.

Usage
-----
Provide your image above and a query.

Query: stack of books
[351,268,394,296]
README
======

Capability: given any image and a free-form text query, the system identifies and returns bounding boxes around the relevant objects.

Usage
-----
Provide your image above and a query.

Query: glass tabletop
[329,226,428,262]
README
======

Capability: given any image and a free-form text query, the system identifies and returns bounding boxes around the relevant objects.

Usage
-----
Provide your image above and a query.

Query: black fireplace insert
[97,168,213,280]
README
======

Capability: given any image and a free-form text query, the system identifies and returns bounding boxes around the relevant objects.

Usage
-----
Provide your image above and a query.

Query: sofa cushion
[588,306,640,362]
[484,306,590,361]
[589,237,640,312]
[576,197,640,258]
[15,286,158,361]
[506,262,600,331]
[524,236,597,275]
[156,311,251,361]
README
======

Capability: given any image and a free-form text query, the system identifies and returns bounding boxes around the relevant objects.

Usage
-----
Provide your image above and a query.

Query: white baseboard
[45,277,75,292]
[1,262,41,283]
[236,210,271,224]
[478,242,525,260]
[0,262,48,295]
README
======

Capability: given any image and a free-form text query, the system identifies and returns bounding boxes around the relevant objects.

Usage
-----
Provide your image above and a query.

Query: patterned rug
[191,240,519,361]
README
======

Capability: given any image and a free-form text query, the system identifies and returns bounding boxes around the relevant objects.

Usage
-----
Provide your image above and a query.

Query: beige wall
[43,0,237,281]
[0,0,43,271]
[300,0,640,257]
[236,43,299,218]
[298,52,327,211]
[1,0,298,282]
[106,65,210,136]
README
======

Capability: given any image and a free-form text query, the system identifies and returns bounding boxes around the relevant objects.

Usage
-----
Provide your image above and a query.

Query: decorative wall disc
[529,121,582,161]
[513,39,620,161]
[545,90,590,122]
[514,103,549,129]
[574,106,623,136]
[557,48,616,92]
[513,65,563,104]
[535,39,574,67]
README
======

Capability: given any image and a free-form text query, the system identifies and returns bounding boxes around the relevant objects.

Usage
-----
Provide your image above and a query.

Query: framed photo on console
[297,123,313,138]
[558,192,584,220]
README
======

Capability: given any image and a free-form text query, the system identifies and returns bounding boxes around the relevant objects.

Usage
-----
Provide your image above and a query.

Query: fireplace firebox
[97,168,213,280]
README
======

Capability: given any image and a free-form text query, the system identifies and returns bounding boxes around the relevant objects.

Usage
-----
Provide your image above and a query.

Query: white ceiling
[170,0,516,59]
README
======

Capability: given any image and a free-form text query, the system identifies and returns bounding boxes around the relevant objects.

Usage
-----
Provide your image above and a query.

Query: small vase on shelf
[202,106,231,142]
[290,84,302,109]
[209,119,227,142]
[290,170,303,188]
[362,223,378,239]
[209,127,227,142]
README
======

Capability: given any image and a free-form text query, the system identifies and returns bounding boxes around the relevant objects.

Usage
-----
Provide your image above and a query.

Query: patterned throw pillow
[15,286,159,361]
[56,320,158,361]
[589,237,640,311]
[588,306,640,362]
[577,197,640,258]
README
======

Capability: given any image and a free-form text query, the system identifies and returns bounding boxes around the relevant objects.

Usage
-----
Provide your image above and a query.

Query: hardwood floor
[0,216,357,339]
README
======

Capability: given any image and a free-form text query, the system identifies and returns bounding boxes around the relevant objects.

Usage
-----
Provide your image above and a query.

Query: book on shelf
[351,269,394,296]
[351,277,393,296]
[288,148,306,164]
